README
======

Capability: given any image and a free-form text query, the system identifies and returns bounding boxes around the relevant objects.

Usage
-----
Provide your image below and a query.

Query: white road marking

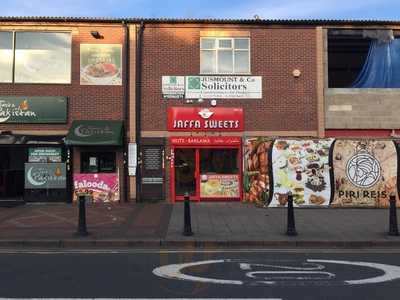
[153,258,400,286]
[153,259,243,285]
[309,259,400,285]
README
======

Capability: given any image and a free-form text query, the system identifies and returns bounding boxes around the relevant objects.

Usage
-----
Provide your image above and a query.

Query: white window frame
[200,37,251,75]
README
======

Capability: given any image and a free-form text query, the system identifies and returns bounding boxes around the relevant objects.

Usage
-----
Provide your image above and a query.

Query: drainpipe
[123,20,129,203]
[136,21,144,202]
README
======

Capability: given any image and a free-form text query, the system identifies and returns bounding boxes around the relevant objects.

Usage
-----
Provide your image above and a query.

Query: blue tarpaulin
[351,39,400,88]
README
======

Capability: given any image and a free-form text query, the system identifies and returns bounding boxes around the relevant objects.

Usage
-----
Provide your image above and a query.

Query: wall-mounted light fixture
[210,99,217,107]
[292,69,301,78]
[197,98,204,103]
[91,31,103,39]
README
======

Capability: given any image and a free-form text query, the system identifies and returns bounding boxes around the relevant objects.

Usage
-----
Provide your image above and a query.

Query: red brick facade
[0,22,126,132]
[140,24,318,133]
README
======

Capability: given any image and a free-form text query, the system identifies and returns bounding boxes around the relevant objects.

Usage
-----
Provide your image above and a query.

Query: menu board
[28,147,62,163]
[243,137,272,206]
[270,139,333,207]
[73,173,119,203]
[200,174,239,198]
[331,140,399,207]
[80,44,122,85]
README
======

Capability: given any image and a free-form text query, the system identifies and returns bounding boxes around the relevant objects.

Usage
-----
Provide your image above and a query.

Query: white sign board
[185,76,262,99]
[162,76,185,99]
[128,143,137,176]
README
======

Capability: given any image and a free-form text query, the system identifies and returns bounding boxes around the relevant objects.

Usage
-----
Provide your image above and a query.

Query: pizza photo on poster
[269,139,333,207]
[243,137,272,207]
[331,139,399,208]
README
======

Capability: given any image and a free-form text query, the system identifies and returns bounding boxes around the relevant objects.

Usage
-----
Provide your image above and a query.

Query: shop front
[65,120,124,203]
[168,107,243,202]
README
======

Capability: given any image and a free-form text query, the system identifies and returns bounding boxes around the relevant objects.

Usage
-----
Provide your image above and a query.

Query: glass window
[81,152,116,173]
[200,50,216,73]
[200,37,250,74]
[14,32,71,83]
[235,38,249,49]
[200,38,215,49]
[218,50,233,73]
[0,32,13,83]
[200,149,239,174]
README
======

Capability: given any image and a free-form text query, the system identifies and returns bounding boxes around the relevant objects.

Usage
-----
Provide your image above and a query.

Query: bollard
[388,194,399,236]
[286,192,298,236]
[182,192,194,236]
[76,194,89,236]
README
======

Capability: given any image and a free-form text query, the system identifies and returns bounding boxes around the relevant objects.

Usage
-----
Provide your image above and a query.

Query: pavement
[0,201,399,248]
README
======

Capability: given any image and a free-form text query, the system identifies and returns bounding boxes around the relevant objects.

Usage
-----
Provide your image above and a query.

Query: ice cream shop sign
[167,107,244,131]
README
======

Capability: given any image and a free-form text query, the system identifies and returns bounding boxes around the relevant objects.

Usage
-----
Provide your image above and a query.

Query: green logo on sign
[169,76,177,84]
[188,77,201,90]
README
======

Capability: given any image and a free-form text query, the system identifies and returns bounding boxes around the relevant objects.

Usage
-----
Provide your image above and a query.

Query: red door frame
[170,139,242,203]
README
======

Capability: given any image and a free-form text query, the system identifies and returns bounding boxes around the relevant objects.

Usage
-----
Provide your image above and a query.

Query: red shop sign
[170,136,242,146]
[167,107,244,131]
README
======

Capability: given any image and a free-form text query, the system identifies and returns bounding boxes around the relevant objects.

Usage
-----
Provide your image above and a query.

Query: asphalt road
[0,249,399,300]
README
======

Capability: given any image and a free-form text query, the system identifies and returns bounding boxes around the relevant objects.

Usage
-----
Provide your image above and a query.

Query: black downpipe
[136,21,144,202]
[123,21,129,203]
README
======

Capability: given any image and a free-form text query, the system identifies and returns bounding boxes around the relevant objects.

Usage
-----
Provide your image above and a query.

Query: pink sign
[73,173,119,203]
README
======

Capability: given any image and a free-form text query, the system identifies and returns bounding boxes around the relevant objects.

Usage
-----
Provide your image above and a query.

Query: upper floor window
[0,31,71,84]
[200,37,250,74]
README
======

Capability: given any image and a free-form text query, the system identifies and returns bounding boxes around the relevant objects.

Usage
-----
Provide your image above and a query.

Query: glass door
[174,148,199,200]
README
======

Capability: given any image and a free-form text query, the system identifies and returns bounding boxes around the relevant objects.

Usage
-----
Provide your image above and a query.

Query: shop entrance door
[174,148,199,201]
[0,147,25,201]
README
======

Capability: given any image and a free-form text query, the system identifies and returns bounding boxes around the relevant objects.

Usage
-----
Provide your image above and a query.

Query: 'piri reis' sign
[167,107,244,131]
[0,97,67,123]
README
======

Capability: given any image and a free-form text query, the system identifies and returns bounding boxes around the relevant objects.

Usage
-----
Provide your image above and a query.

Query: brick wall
[140,24,318,133]
[0,22,126,132]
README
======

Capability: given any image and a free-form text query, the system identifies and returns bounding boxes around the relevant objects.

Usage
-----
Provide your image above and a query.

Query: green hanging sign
[0,96,67,123]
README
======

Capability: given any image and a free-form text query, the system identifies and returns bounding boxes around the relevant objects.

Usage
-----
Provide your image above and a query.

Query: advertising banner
[80,44,122,85]
[170,136,241,146]
[270,139,333,207]
[28,148,62,163]
[0,97,67,123]
[331,140,399,207]
[185,76,262,99]
[200,174,240,198]
[73,173,119,203]
[243,137,272,206]
[24,163,67,189]
[162,76,185,99]
[168,107,244,131]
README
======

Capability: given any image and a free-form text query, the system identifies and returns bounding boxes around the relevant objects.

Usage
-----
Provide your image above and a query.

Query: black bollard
[286,192,298,236]
[76,194,89,236]
[388,194,399,236]
[182,192,194,236]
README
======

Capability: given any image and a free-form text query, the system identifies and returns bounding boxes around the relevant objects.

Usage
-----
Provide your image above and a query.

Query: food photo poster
[80,44,122,85]
[270,139,334,207]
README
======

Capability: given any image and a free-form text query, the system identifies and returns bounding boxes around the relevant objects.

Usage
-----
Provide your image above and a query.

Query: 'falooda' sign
[167,107,244,131]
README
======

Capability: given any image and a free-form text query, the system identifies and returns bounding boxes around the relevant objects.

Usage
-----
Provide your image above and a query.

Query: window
[0,32,13,83]
[0,31,71,84]
[200,149,239,174]
[200,37,250,74]
[81,152,116,173]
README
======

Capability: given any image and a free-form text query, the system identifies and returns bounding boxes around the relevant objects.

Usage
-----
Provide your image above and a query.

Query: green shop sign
[28,148,62,163]
[0,96,67,123]
[24,163,67,189]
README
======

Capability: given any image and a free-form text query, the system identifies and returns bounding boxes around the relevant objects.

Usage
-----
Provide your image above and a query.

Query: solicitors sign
[185,76,262,99]
[167,107,244,131]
